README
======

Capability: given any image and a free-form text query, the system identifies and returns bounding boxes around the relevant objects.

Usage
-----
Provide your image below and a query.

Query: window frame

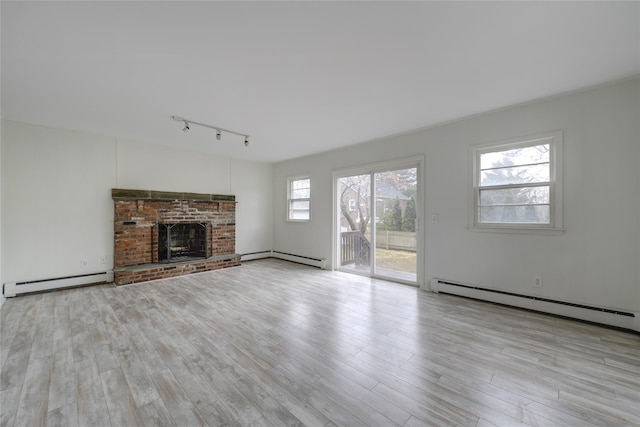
[287,176,311,222]
[469,131,564,234]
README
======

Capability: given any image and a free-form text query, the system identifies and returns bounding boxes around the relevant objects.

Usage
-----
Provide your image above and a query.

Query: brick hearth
[112,189,240,285]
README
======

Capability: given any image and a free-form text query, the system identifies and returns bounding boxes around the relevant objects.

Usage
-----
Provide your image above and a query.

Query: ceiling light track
[172,115,250,146]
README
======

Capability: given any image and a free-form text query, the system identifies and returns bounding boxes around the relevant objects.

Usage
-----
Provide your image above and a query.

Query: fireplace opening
[158,223,208,263]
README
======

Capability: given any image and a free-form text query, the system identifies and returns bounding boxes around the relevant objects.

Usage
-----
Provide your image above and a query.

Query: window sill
[467,226,565,236]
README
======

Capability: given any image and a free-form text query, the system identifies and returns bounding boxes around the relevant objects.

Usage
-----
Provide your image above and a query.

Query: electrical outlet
[534,276,543,288]
[81,259,89,268]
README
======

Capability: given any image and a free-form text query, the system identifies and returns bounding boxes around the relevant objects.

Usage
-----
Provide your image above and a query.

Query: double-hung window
[470,131,563,233]
[287,176,311,221]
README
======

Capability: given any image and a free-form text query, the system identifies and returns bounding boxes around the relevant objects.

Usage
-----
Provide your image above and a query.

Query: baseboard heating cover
[272,251,326,269]
[3,271,114,297]
[241,251,274,262]
[241,251,326,269]
[431,278,639,333]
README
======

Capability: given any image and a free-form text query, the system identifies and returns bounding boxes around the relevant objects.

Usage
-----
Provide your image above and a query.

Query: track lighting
[172,116,249,147]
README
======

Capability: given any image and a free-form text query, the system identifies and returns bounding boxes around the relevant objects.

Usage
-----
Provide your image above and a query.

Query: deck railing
[340,231,370,266]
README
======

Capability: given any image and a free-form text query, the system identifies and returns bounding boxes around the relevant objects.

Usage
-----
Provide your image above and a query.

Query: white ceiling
[2,1,639,163]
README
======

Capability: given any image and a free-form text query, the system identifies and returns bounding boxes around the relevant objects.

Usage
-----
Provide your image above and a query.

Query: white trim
[468,131,564,234]
[333,155,425,177]
[466,226,565,236]
[331,155,425,287]
[286,175,311,222]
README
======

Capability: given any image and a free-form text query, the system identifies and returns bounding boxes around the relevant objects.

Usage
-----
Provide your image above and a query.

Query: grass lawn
[375,248,416,274]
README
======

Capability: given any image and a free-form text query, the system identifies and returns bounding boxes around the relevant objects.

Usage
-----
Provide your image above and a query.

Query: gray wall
[273,78,640,313]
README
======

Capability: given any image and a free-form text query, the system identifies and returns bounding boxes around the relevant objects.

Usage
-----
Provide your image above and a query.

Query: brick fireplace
[112,189,240,285]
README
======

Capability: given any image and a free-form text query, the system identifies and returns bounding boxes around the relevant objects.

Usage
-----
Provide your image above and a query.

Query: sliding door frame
[332,155,424,287]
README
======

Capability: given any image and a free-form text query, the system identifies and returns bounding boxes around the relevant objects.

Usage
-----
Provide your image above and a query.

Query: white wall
[1,121,273,284]
[230,160,273,255]
[2,78,638,314]
[273,77,640,313]
[115,138,273,256]
[2,122,116,282]
[0,120,4,306]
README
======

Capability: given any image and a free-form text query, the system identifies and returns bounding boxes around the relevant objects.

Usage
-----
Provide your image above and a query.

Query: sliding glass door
[335,159,421,285]
[337,174,372,275]
[373,168,417,282]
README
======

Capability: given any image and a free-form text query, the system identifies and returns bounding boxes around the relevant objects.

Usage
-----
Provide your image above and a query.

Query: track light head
[173,115,248,146]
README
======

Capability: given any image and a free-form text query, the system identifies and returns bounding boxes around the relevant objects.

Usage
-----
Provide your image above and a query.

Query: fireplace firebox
[157,223,210,263]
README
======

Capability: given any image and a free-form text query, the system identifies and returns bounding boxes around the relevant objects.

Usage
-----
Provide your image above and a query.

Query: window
[470,131,563,233]
[287,176,311,221]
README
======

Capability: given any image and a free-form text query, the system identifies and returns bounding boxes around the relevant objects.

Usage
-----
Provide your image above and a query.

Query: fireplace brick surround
[112,189,240,285]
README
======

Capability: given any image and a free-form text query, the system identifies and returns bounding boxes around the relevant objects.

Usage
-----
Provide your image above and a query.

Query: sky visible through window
[478,143,551,224]
[289,178,310,220]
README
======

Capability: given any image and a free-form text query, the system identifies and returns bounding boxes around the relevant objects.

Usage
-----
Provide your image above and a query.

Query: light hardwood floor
[1,259,639,426]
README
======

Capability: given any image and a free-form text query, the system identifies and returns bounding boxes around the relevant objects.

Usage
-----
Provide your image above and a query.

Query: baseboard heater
[241,250,326,269]
[241,251,274,262]
[431,278,639,333]
[3,271,115,297]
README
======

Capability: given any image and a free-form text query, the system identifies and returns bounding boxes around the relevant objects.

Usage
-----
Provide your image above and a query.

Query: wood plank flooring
[1,258,639,426]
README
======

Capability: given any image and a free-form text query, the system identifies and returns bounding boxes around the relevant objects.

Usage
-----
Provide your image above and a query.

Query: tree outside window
[471,131,563,232]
